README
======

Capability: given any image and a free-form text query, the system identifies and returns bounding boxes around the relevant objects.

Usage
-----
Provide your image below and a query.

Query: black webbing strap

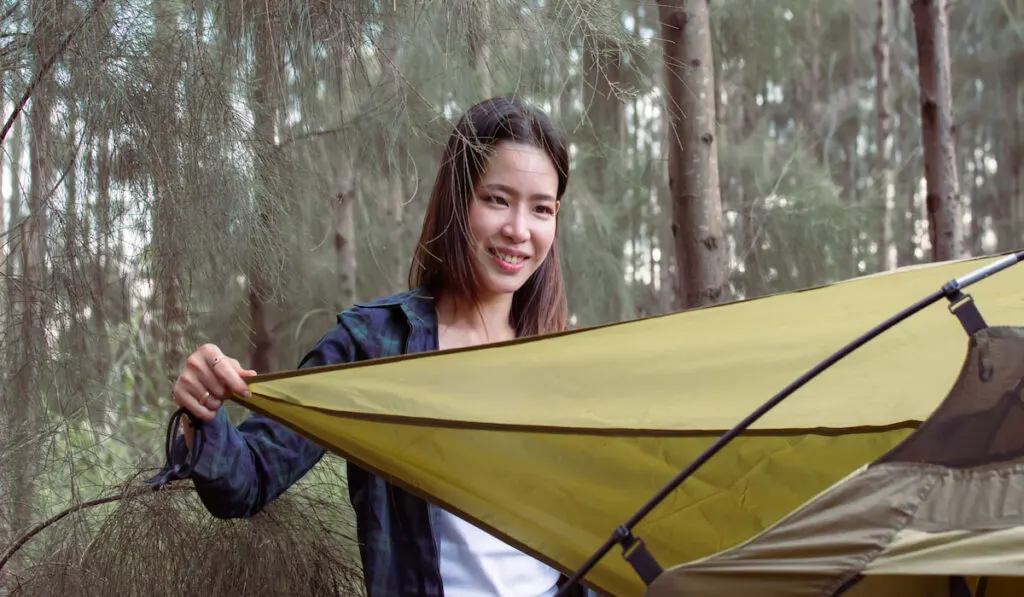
[947,575,990,597]
[948,291,987,336]
[614,526,663,586]
[949,576,973,597]
[150,407,205,489]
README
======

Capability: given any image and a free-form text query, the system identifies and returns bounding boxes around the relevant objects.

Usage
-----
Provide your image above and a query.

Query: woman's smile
[488,247,529,273]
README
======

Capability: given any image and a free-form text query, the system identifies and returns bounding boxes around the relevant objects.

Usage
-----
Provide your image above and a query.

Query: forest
[0,0,1020,594]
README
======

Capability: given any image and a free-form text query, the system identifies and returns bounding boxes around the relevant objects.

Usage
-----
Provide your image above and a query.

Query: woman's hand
[171,344,256,447]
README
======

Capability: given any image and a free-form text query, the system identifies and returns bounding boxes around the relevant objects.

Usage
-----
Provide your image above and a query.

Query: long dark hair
[408,96,570,336]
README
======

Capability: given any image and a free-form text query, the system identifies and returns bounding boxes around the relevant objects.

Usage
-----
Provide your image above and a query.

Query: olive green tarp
[230,252,1024,596]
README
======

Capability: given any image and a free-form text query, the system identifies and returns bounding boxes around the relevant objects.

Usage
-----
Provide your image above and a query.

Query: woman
[152,97,599,597]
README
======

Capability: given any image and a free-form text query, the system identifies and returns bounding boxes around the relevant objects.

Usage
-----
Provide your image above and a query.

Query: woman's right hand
[172,344,256,446]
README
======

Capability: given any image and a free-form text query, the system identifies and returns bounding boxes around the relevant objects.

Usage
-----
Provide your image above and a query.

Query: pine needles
[2,465,363,597]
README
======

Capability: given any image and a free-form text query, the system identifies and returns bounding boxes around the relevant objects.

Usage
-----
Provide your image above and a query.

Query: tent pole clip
[614,525,664,586]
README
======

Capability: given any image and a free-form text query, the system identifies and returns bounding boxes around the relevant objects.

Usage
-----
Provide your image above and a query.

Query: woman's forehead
[478,143,558,193]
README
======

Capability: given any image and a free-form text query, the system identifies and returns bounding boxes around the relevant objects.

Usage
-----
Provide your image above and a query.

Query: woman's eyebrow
[483,183,555,201]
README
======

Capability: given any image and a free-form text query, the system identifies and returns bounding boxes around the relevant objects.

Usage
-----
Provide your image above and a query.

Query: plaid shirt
[150,288,600,597]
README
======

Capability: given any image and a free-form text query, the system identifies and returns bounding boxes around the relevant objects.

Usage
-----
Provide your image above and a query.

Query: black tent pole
[556,250,1024,596]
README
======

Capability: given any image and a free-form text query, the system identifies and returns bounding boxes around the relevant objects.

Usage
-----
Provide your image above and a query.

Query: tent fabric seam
[239,394,925,437]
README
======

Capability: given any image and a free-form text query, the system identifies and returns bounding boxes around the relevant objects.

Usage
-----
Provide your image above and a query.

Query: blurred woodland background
[0,0,1020,594]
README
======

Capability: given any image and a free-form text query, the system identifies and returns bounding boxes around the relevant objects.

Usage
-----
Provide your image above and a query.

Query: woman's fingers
[202,350,254,398]
[186,350,227,398]
[170,344,256,426]
[173,370,219,422]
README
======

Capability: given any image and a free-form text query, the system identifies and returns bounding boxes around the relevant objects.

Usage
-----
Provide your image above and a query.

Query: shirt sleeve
[149,323,358,519]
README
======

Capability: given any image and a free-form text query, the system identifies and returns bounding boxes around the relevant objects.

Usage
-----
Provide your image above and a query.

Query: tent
[230,250,1024,597]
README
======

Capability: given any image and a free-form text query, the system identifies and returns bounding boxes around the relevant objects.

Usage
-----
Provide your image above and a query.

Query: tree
[911,0,963,261]
[249,4,285,374]
[332,4,358,310]
[875,0,896,270]
[657,0,730,309]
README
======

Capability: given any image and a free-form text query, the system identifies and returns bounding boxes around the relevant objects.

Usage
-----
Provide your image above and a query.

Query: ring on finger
[199,391,211,407]
[209,356,222,368]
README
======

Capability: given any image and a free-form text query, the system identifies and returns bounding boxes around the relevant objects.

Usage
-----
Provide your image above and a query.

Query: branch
[0,0,108,146]
[1,1,21,24]
[0,483,193,573]
[272,125,350,153]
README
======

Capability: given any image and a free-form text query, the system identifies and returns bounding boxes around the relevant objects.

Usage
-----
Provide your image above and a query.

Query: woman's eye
[485,195,508,206]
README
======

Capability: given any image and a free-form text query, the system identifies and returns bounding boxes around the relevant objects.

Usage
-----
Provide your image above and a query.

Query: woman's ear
[554,200,561,216]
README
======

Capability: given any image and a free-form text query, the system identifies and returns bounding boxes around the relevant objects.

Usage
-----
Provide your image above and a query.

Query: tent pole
[556,250,1024,596]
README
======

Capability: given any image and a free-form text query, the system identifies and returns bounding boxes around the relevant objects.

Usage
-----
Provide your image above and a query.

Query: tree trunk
[896,151,919,266]
[1,115,24,549]
[333,29,357,309]
[583,36,624,144]
[582,32,626,321]
[95,126,110,338]
[657,0,730,309]
[25,0,54,363]
[62,94,88,372]
[249,7,284,374]
[875,0,896,270]
[0,70,7,549]
[1010,83,1022,249]
[381,13,406,291]
[6,0,57,555]
[894,0,918,266]
[150,2,186,388]
[967,127,992,255]
[5,117,23,339]
[0,71,5,335]
[334,175,357,309]
[910,0,963,262]
[648,96,675,313]
[1011,83,1019,247]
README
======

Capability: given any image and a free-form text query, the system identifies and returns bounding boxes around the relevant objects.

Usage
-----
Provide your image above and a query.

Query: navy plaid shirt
[151,288,600,597]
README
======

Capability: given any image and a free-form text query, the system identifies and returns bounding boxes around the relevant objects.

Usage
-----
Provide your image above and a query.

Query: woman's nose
[502,210,530,242]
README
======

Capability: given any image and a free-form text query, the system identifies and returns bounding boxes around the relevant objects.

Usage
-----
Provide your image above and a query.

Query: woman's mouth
[489,248,528,273]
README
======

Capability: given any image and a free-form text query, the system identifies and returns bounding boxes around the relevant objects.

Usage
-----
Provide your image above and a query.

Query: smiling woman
[153,97,601,597]
[410,98,570,341]
[473,152,560,276]
[417,139,565,349]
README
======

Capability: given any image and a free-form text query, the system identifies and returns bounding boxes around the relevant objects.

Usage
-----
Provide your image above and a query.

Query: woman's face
[467,141,560,300]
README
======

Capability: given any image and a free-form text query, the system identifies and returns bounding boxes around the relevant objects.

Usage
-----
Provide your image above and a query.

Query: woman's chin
[477,273,530,299]
[471,260,534,297]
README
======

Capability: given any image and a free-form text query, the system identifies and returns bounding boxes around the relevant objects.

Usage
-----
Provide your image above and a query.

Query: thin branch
[272,125,351,153]
[1,1,21,24]
[0,0,108,146]
[0,484,193,573]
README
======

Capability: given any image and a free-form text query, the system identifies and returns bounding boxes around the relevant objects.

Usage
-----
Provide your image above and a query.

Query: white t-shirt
[435,508,561,596]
